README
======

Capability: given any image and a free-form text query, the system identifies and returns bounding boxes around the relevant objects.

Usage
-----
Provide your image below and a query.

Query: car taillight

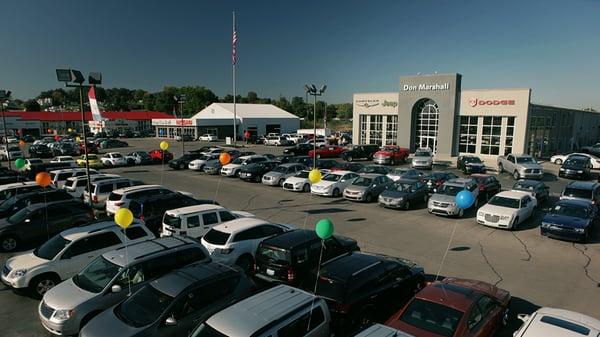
[287,268,296,283]
[139,215,145,221]
[93,196,98,203]
[114,201,124,206]
[436,180,444,186]
[479,184,485,191]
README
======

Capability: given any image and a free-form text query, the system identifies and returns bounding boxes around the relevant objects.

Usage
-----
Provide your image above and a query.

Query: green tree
[336,103,353,120]
[246,91,258,103]
[24,100,41,111]
[290,96,306,117]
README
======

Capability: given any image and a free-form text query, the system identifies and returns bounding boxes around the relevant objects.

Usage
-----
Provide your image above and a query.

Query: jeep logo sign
[469,99,515,107]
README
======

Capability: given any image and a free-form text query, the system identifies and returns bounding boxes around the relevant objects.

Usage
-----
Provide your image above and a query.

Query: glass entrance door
[414,99,440,154]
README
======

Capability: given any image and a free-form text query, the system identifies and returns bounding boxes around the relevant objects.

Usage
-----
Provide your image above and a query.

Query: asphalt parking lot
[1,138,599,337]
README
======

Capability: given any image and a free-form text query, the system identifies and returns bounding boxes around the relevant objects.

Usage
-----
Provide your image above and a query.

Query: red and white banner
[88,87,103,122]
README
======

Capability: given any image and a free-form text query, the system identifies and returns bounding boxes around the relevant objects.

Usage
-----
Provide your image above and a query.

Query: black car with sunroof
[254,229,359,286]
[306,252,425,335]
[238,161,280,183]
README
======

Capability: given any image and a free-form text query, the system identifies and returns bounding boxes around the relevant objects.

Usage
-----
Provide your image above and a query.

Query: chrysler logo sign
[469,99,515,107]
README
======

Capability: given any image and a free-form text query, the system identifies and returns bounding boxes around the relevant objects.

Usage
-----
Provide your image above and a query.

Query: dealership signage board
[152,118,195,126]
[353,92,399,114]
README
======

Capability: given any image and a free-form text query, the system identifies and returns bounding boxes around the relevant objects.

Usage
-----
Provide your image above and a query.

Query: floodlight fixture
[0,90,11,100]
[304,84,312,93]
[88,72,102,85]
[319,85,327,94]
[310,84,317,93]
[56,69,72,82]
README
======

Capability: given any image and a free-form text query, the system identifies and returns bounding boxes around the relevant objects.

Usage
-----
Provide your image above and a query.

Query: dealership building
[353,73,600,161]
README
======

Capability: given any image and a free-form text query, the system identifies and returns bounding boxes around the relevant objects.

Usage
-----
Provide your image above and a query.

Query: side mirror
[517,313,529,322]
[165,316,177,326]
[111,284,122,293]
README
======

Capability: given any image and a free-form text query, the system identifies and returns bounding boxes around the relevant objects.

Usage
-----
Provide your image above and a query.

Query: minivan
[63,174,121,199]
[83,177,144,208]
[161,204,253,239]
[50,168,99,188]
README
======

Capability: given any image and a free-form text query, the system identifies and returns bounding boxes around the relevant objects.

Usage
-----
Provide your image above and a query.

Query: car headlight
[577,170,583,174]
[477,211,484,217]
[541,222,551,228]
[398,197,404,201]
[53,309,75,321]
[574,227,585,233]
[559,168,565,171]
[450,202,457,207]
[294,182,303,187]
[9,269,27,278]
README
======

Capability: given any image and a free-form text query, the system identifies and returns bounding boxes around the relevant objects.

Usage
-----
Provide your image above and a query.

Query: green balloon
[315,219,334,240]
[101,140,108,148]
[14,158,25,169]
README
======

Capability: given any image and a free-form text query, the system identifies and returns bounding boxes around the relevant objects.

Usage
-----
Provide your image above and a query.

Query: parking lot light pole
[56,69,102,205]
[175,95,187,154]
[304,84,327,168]
[0,90,12,170]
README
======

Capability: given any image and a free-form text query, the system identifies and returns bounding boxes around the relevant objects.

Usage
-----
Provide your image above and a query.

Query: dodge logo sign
[469,99,515,107]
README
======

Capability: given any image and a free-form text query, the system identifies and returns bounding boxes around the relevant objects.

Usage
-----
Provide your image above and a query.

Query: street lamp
[56,69,101,205]
[174,95,187,154]
[0,90,12,170]
[304,84,327,168]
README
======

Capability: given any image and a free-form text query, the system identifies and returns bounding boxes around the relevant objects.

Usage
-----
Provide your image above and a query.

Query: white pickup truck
[497,153,544,180]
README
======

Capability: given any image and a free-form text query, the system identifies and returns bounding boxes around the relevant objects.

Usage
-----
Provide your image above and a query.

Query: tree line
[17,86,352,120]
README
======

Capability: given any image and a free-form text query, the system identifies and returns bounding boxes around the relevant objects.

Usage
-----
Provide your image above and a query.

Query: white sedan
[513,307,600,337]
[199,134,218,142]
[477,190,536,229]
[550,152,600,168]
[101,152,127,167]
[282,169,329,192]
[188,154,219,171]
[310,171,359,197]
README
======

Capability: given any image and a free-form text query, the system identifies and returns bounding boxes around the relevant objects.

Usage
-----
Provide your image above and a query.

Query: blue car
[541,199,597,243]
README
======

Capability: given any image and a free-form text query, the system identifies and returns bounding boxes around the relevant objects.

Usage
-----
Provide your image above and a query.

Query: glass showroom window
[504,117,515,155]
[459,116,478,153]
[385,115,398,145]
[359,115,368,144]
[369,115,383,145]
[481,116,502,155]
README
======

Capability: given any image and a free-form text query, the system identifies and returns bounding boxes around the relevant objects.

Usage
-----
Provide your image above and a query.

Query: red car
[373,145,409,165]
[148,149,174,162]
[308,145,346,159]
[79,141,98,154]
[386,277,510,337]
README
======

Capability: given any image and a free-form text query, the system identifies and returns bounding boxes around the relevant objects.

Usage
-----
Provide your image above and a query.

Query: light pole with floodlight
[0,90,12,170]
[174,94,187,154]
[304,84,326,168]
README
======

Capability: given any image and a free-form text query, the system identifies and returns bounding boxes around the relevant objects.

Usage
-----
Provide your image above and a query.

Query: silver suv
[427,178,479,217]
[38,236,210,336]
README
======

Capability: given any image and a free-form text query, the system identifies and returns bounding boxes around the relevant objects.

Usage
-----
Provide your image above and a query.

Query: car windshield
[296,171,309,178]
[112,153,123,158]
[272,166,288,173]
[34,234,71,260]
[230,158,242,164]
[322,174,342,182]
[73,256,122,293]
[488,196,520,208]
[550,204,589,218]
[463,157,482,163]
[437,185,462,196]
[115,284,174,327]
[7,207,31,224]
[203,229,230,245]
[392,182,413,192]
[256,245,291,265]
[163,213,182,229]
[399,299,463,337]
[563,187,592,200]
[564,158,587,167]
[381,146,396,152]
[415,151,431,157]
[191,323,229,337]
[516,156,536,164]
[353,177,373,187]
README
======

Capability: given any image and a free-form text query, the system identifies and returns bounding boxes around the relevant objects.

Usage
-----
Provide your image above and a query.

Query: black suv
[52,142,80,156]
[457,155,486,174]
[0,200,94,252]
[169,152,202,170]
[128,193,218,235]
[341,144,380,162]
[307,252,425,335]
[28,144,53,158]
[0,167,22,184]
[239,161,280,183]
[254,229,359,286]
[559,156,592,180]
[0,189,74,219]
[283,143,312,156]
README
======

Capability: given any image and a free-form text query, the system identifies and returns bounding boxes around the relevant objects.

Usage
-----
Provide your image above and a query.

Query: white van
[63,174,120,198]
[84,177,144,208]
[49,168,99,188]
[161,204,254,239]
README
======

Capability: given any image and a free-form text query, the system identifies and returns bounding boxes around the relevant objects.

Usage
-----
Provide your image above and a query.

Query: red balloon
[54,135,60,141]
[47,128,52,133]
[35,172,52,187]
[219,152,231,165]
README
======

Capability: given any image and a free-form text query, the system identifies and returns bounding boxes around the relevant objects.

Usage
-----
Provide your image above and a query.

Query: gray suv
[427,178,479,217]
[343,174,393,203]
[38,236,210,336]
[80,262,253,337]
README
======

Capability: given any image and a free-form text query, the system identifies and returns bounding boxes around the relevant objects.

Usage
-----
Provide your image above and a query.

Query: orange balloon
[219,152,231,165]
[18,140,25,146]
[35,172,52,187]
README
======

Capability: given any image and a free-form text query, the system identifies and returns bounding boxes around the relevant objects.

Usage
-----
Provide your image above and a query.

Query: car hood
[80,306,143,337]
[189,159,209,164]
[478,204,518,216]
[263,171,285,178]
[542,213,591,228]
[222,163,241,170]
[466,162,485,167]
[312,180,336,188]
[373,151,392,157]
[519,163,542,169]
[285,177,308,184]
[380,190,410,199]
[43,277,98,310]
[345,185,369,193]
[6,250,49,270]
[429,194,456,203]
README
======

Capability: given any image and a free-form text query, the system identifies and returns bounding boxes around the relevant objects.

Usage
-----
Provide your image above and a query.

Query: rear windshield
[163,213,182,229]
[563,187,592,200]
[295,171,309,178]
[539,316,590,335]
[257,245,291,266]
[108,192,123,201]
[203,229,230,245]
[399,299,462,337]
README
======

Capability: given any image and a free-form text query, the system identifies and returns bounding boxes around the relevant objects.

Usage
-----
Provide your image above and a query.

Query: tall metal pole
[313,93,317,169]
[232,11,237,148]
[0,100,11,170]
[79,86,93,205]
[180,100,185,154]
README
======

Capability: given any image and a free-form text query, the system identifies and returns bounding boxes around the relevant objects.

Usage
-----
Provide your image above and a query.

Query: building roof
[4,111,174,122]
[191,103,299,120]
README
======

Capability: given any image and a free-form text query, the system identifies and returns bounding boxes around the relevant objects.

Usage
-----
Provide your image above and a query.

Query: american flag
[232,28,238,65]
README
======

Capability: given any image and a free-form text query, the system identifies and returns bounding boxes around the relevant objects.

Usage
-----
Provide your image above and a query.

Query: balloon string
[302,192,313,230]
[44,189,49,240]
[124,227,131,296]
[213,174,222,205]
[160,151,165,185]
[306,240,325,332]
[435,221,457,282]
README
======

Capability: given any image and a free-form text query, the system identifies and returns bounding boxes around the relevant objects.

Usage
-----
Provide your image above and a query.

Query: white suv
[1,220,153,298]
[50,168,100,188]
[161,204,254,239]
[63,174,120,198]
[100,152,127,167]
[83,177,143,208]
[201,218,293,273]
[221,155,268,177]
[105,185,193,215]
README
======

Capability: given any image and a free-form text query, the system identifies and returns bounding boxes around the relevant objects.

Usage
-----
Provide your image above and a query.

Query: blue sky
[1,0,599,108]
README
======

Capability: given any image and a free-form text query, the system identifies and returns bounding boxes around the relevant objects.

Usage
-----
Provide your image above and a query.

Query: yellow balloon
[159,141,169,151]
[68,128,73,132]
[308,169,322,184]
[75,136,81,142]
[114,208,134,229]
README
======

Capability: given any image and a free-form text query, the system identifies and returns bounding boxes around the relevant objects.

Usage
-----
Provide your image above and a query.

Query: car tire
[346,156,353,162]
[457,208,464,218]
[423,194,428,203]
[236,255,254,275]
[332,188,340,197]
[278,178,285,187]
[302,184,310,192]
[555,159,563,165]
[254,175,261,183]
[498,163,504,173]
[583,230,591,243]
[404,201,410,210]
[29,274,60,298]
[513,171,520,180]
[365,194,373,203]
[1,235,19,252]
[179,163,185,170]
[390,159,395,166]
[512,216,520,229]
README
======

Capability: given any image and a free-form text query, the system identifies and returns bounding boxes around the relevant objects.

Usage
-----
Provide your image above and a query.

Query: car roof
[495,190,531,199]
[354,324,415,337]
[325,170,353,176]
[210,218,272,234]
[261,229,318,249]
[470,174,491,178]
[60,219,143,241]
[166,204,225,216]
[446,178,474,186]
[320,252,390,281]
[205,285,319,336]
[358,173,383,178]
[565,181,599,189]
[111,184,164,195]
[556,199,592,207]
[24,199,80,211]
[414,278,497,312]
[151,262,239,298]
[0,181,38,190]
[395,178,419,184]
[103,236,197,267]
[50,168,87,174]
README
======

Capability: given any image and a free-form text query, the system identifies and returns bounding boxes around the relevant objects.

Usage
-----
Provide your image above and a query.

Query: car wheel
[179,163,185,170]
[513,171,520,180]
[457,208,464,218]
[332,188,340,197]
[512,216,520,229]
[302,184,310,192]
[254,175,261,183]
[316,154,321,159]
[498,163,504,173]
[236,255,254,275]
[583,230,591,243]
[365,193,373,203]
[423,194,428,203]
[1,235,18,252]
[346,156,353,162]
[29,274,59,298]
[474,197,479,208]
[555,158,563,165]
[352,305,375,331]
[404,200,410,210]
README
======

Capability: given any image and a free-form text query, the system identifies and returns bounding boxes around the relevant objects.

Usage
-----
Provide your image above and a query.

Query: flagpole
[232,11,237,148]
